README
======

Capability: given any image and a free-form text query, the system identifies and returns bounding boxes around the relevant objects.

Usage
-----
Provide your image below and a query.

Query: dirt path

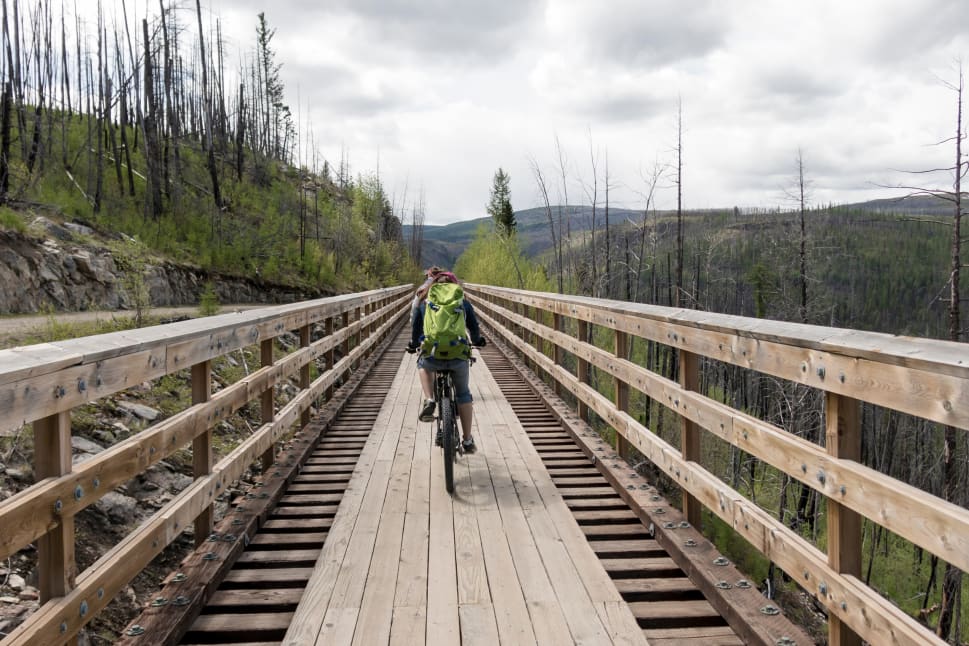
[0,304,268,345]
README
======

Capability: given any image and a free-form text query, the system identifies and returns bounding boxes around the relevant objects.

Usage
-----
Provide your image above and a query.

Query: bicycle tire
[442,394,455,494]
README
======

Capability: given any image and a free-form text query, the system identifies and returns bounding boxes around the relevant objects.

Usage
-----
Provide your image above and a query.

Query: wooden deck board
[282,350,649,645]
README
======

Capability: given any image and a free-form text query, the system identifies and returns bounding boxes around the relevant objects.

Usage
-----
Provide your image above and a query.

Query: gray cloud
[559,0,728,67]
[222,0,543,63]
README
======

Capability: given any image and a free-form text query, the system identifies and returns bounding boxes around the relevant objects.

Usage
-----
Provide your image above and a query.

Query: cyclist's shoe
[419,399,436,422]
[435,429,444,446]
[461,437,477,454]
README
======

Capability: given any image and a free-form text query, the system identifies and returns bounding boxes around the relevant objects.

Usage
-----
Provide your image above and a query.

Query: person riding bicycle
[406,270,486,453]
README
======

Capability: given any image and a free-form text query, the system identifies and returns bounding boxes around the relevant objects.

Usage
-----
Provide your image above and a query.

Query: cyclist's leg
[418,364,435,400]
[450,360,474,442]
[416,357,437,422]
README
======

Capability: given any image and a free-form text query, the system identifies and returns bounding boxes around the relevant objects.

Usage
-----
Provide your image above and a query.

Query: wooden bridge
[0,284,967,645]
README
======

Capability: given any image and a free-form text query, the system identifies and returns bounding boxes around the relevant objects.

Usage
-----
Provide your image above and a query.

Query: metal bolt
[77,379,86,393]
[840,485,846,495]
[74,485,83,500]
[54,499,63,513]
[841,601,847,611]
[819,582,828,595]
[79,600,88,617]
[713,557,730,566]
[817,470,826,485]
[816,366,826,379]
[97,587,104,599]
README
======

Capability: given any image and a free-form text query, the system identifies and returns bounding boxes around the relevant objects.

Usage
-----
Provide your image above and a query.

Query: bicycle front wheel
[442,394,455,494]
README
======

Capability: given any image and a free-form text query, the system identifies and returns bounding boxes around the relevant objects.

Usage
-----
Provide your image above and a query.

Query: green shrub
[0,206,26,233]
[198,281,220,316]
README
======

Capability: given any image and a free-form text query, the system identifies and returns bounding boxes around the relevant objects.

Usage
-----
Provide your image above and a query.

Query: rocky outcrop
[0,226,327,314]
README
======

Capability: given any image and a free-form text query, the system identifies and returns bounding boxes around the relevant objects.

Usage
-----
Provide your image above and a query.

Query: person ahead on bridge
[410,265,443,325]
[406,270,486,453]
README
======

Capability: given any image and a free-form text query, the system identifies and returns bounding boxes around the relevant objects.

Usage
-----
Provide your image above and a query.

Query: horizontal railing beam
[4,293,408,645]
[473,296,947,646]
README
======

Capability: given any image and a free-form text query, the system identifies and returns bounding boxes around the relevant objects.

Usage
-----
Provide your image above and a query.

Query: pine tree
[487,167,516,235]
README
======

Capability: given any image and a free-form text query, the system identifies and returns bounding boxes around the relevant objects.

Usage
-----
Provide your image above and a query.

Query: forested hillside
[0,1,417,300]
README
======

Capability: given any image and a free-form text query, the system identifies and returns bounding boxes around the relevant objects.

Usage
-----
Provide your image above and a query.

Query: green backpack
[421,282,470,360]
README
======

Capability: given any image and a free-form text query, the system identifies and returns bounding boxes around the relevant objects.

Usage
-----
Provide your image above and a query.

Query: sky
[96,0,969,225]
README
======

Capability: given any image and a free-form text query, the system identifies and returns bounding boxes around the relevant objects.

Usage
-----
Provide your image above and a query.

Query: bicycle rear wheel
[442,394,455,494]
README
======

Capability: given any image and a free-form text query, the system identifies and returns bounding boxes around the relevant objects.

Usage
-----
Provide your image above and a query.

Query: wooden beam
[325,317,336,401]
[259,337,276,472]
[679,349,701,528]
[465,285,969,431]
[300,324,311,428]
[479,294,969,575]
[553,313,565,399]
[614,330,630,459]
[34,411,74,602]
[192,360,213,547]
[475,306,945,646]
[577,320,590,423]
[826,392,862,646]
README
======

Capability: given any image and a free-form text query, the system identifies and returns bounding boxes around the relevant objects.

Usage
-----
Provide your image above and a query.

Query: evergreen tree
[486,167,516,235]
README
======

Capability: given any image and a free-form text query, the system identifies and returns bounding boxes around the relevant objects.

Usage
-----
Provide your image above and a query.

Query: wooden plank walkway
[283,350,647,645]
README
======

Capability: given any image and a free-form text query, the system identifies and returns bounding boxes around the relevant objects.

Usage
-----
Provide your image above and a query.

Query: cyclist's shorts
[418,356,473,404]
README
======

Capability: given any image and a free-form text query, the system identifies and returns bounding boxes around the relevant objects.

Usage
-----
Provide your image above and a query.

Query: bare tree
[674,97,685,308]
[887,62,967,641]
[783,148,811,323]
[530,155,563,292]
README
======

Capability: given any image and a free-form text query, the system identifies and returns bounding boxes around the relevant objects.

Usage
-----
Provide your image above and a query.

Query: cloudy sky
[117,1,969,224]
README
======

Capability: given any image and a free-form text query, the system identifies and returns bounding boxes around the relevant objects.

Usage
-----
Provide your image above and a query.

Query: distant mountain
[403,195,964,270]
[842,194,963,216]
[403,205,644,268]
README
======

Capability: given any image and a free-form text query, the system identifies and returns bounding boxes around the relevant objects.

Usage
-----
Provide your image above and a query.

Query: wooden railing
[466,283,969,646]
[0,286,411,645]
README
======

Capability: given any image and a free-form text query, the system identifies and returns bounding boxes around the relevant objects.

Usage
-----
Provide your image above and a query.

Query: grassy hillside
[0,110,417,297]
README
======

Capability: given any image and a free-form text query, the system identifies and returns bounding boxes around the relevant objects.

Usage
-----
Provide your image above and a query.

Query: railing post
[260,339,275,471]
[300,324,311,428]
[679,349,701,528]
[531,306,544,381]
[34,411,75,602]
[614,330,630,459]
[325,316,336,401]
[553,312,565,398]
[192,360,213,546]
[577,320,590,422]
[342,310,351,379]
[826,392,862,646]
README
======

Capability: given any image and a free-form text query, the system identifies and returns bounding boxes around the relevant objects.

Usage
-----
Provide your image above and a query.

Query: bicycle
[433,366,461,494]
[407,345,479,495]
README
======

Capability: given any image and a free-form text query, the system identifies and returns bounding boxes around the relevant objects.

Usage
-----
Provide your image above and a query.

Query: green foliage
[486,168,516,234]
[198,282,220,316]
[6,105,412,295]
[455,224,550,290]
[110,237,153,326]
[0,206,25,233]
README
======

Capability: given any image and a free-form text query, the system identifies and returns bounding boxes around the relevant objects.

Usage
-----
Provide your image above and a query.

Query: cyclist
[410,265,443,325]
[406,271,486,453]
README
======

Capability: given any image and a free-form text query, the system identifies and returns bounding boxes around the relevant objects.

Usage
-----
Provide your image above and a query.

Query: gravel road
[0,304,267,342]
